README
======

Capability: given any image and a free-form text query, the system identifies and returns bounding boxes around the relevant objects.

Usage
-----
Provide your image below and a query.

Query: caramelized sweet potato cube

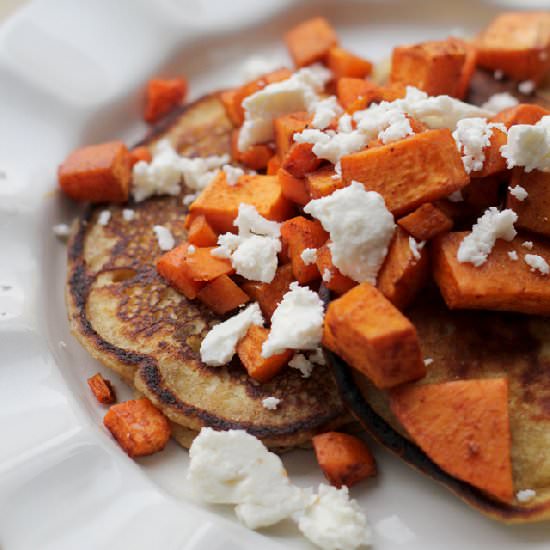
[475,12,550,83]
[267,155,282,175]
[312,432,377,488]
[390,378,513,503]
[306,167,347,199]
[103,398,171,458]
[454,44,478,100]
[377,227,430,310]
[285,17,339,68]
[471,127,508,177]
[189,173,294,233]
[220,89,241,126]
[274,112,311,160]
[491,103,550,127]
[282,142,322,178]
[278,168,310,206]
[197,275,250,315]
[187,215,219,247]
[231,130,272,170]
[341,129,469,216]
[129,146,152,167]
[58,141,131,202]
[87,373,116,405]
[327,47,372,79]
[323,283,426,389]
[433,232,550,315]
[336,78,382,111]
[398,203,453,241]
[281,216,329,284]
[180,246,234,282]
[144,77,187,123]
[316,244,356,295]
[237,325,293,383]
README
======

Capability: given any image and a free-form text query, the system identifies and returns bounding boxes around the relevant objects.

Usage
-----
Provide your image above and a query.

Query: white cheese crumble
[322,268,332,283]
[311,96,343,130]
[522,241,534,250]
[294,128,369,165]
[374,515,415,544]
[409,237,425,261]
[516,489,537,503]
[288,353,314,378]
[301,247,318,265]
[200,303,263,367]
[182,193,198,206]
[494,69,504,80]
[423,357,434,366]
[261,396,281,410]
[310,347,326,366]
[508,250,519,261]
[188,244,196,254]
[338,113,353,133]
[518,80,536,95]
[97,210,111,226]
[524,254,550,275]
[52,223,70,239]
[447,189,464,202]
[153,225,175,251]
[222,164,245,186]
[304,182,395,283]
[508,184,528,201]
[481,92,519,114]
[122,208,135,221]
[457,207,518,267]
[353,102,414,144]
[262,282,324,358]
[240,55,282,82]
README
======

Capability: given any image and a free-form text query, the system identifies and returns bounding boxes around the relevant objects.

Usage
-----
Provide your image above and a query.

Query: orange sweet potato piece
[461,175,503,214]
[103,397,171,458]
[274,112,311,160]
[129,146,152,167]
[336,78,382,111]
[220,89,242,126]
[285,17,339,68]
[281,216,329,284]
[471,127,508,177]
[341,129,469,216]
[491,103,550,127]
[87,373,116,405]
[327,47,372,79]
[267,155,282,175]
[316,244,356,295]
[237,325,293,383]
[475,12,550,84]
[377,227,429,310]
[323,283,426,389]
[187,215,218,247]
[144,77,188,123]
[433,232,550,315]
[197,274,250,315]
[390,378,513,503]
[278,168,310,206]
[306,167,347,199]
[312,432,377,488]
[454,43,478,100]
[242,263,295,319]
[189,173,294,233]
[282,142,322,178]
[58,141,131,203]
[180,246,234,282]
[397,203,453,241]
[232,130,272,170]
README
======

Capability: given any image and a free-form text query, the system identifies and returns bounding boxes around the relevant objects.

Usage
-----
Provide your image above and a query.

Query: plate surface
[1,1,549,548]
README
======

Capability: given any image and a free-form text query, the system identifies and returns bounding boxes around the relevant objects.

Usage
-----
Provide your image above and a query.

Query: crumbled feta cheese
[322,268,332,283]
[409,237,425,260]
[97,210,111,226]
[447,190,464,202]
[262,282,324,358]
[494,69,504,80]
[122,208,135,221]
[295,128,368,165]
[424,357,434,366]
[188,244,196,254]
[182,193,198,206]
[200,303,263,366]
[153,225,175,251]
[52,223,70,239]
[222,164,245,186]
[301,247,318,265]
[353,103,413,144]
[288,353,314,378]
[522,240,534,250]
[457,207,518,266]
[518,80,536,95]
[311,96,343,130]
[524,254,549,275]
[240,55,281,81]
[296,484,372,550]
[262,396,281,410]
[375,515,415,544]
[304,182,395,283]
[508,184,528,201]
[508,250,519,261]
[516,489,537,503]
[337,113,353,133]
[239,64,331,151]
[481,92,519,114]
[310,347,326,366]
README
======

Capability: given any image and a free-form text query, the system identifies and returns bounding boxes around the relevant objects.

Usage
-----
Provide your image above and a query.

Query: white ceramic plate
[1,1,550,548]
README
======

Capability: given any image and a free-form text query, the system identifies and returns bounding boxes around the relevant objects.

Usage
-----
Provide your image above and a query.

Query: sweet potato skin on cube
[197,275,250,315]
[58,141,131,203]
[312,432,377,488]
[278,168,310,206]
[327,47,372,79]
[144,77,188,123]
[316,244,357,295]
[231,130,272,170]
[285,17,339,68]
[306,167,346,199]
[491,103,550,127]
[87,373,116,405]
[390,378,513,503]
[341,129,469,216]
[187,215,219,247]
[323,283,426,389]
[274,112,311,160]
[336,78,382,111]
[397,203,453,241]
[282,142,322,178]
[103,398,171,458]
[433,232,550,315]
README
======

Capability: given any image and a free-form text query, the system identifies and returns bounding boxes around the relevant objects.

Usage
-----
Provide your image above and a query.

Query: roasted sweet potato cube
[180,246,234,282]
[323,283,426,389]
[506,169,550,237]
[398,203,453,241]
[267,155,282,175]
[491,103,550,127]
[58,141,131,202]
[312,432,377,488]
[144,77,187,123]
[231,130,272,170]
[189,173,294,233]
[316,244,356,295]
[475,12,550,83]
[282,142,322,178]
[220,89,241,126]
[433,232,550,315]
[306,167,347,199]
[104,398,171,458]
[237,325,293,383]
[390,38,468,97]
[454,44,478,100]
[341,129,469,216]
[471,127,508,177]
[187,215,218,247]
[274,112,311,160]
[390,378,513,503]
[461,175,503,214]
[197,275,250,315]
[327,47,373,79]
[336,78,382,111]
[129,146,152,167]
[285,17,339,68]
[281,216,329,284]
[377,227,430,310]
[87,373,116,405]
[278,168,310,206]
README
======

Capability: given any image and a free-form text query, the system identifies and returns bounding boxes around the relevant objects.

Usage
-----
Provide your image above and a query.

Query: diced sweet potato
[220,89,241,126]
[197,274,250,315]
[323,283,426,389]
[390,38,468,97]
[267,155,282,175]
[274,111,311,160]
[278,168,310,206]
[433,232,550,315]
[506,169,550,237]
[316,244,357,295]
[377,227,430,309]
[306,167,347,199]
[471,128,508,177]
[390,378,513,503]
[312,432,377,488]
[129,146,152,167]
[461,174,503,214]
[189,172,294,233]
[242,263,295,319]
[491,103,550,127]
[475,12,550,83]
[341,129,469,216]
[87,373,116,405]
[187,215,219,247]
[281,216,329,284]
[336,78,382,111]
[58,141,131,202]
[282,142,322,178]
[285,17,339,68]
[180,246,234,282]
[103,398,171,458]
[327,47,373,79]
[454,43,478,100]
[144,77,187,123]
[237,325,292,383]
[397,203,453,241]
[231,130,272,170]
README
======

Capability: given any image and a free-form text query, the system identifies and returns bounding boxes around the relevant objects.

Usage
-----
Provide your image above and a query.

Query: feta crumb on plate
[322,268,332,283]
[301,247,318,265]
[481,92,518,114]
[508,250,519,261]
[122,208,135,221]
[262,396,281,410]
[152,225,175,251]
[182,193,198,206]
[374,514,415,544]
[516,489,537,503]
[423,357,434,366]
[524,254,550,275]
[508,184,528,201]
[518,80,536,95]
[52,223,71,239]
[522,241,534,250]
[494,69,504,80]
[409,236,425,260]
[447,189,464,202]
[288,353,314,378]
[187,244,196,254]
[97,209,111,226]
[222,164,245,185]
